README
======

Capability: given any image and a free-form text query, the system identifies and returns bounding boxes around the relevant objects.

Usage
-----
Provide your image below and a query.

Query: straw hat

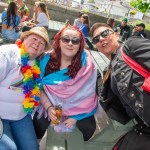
[21,27,51,50]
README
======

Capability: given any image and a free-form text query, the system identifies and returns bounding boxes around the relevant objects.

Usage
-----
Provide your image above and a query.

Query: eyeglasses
[61,37,80,45]
[92,29,113,44]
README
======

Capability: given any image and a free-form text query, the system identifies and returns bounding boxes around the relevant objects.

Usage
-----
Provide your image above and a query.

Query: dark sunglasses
[92,29,113,44]
[61,37,80,45]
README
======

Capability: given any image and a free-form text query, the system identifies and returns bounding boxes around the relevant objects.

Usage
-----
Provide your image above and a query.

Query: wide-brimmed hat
[21,27,51,50]
[136,23,145,29]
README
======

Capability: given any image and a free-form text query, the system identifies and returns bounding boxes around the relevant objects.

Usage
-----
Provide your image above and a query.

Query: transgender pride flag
[39,50,98,120]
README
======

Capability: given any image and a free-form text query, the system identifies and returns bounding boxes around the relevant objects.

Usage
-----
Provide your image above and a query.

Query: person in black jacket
[91,22,150,150]
[132,23,146,38]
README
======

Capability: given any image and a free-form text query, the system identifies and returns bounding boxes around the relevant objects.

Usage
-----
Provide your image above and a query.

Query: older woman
[91,23,150,149]
[0,27,50,150]
[33,25,98,141]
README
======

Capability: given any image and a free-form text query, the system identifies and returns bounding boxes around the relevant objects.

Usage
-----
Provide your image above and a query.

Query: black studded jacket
[110,36,150,126]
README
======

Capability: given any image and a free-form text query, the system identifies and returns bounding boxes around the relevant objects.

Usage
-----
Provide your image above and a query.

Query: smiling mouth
[67,48,73,51]
[102,43,108,47]
[32,47,38,51]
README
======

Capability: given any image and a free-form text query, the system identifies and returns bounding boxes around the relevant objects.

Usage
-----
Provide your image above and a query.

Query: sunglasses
[92,29,113,44]
[61,37,80,45]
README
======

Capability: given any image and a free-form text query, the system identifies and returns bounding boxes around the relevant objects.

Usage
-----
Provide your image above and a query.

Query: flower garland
[16,40,42,114]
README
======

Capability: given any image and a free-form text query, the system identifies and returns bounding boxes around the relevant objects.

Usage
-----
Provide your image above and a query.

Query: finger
[63,121,73,128]
[51,109,56,115]
[65,123,72,128]
[49,114,57,120]
[63,120,68,125]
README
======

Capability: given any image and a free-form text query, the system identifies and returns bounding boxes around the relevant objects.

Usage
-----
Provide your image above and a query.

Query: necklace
[16,40,42,114]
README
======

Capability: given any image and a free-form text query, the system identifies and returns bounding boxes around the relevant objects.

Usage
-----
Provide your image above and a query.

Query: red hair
[46,25,85,78]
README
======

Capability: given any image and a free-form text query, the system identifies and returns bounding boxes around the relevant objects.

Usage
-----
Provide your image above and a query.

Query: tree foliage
[7,0,12,3]
[130,0,150,13]
[88,0,95,3]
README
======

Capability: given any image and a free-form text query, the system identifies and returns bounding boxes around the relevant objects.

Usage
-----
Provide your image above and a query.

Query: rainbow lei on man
[16,40,42,114]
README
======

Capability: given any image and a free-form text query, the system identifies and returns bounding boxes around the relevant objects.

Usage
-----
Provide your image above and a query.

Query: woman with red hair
[33,25,99,141]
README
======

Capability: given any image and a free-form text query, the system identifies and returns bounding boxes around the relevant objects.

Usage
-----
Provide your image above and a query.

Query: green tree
[88,0,95,3]
[7,0,12,3]
[130,0,150,13]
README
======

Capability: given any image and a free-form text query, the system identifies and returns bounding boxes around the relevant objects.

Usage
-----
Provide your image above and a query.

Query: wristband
[47,105,53,112]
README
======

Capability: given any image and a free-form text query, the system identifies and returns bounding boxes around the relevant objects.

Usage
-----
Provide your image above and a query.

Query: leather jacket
[100,36,150,126]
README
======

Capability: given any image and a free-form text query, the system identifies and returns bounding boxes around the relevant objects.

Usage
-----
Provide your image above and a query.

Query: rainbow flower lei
[16,40,42,114]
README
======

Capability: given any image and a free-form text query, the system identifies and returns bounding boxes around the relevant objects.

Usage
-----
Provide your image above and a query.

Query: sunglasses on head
[92,29,113,45]
[61,37,80,45]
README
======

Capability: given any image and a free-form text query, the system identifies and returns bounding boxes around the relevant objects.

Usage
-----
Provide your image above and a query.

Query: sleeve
[0,50,11,82]
[80,25,89,39]
[36,13,44,24]
[40,54,50,78]
[73,19,77,26]
[82,25,89,39]
[99,68,131,124]
[1,11,6,24]
[124,36,150,71]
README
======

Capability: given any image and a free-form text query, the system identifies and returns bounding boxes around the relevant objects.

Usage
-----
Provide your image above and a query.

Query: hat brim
[21,30,51,50]
[136,25,145,28]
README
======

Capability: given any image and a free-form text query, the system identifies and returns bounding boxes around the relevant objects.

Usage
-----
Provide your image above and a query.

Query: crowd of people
[1,1,147,42]
[0,1,150,150]
[1,0,49,40]
[1,1,21,40]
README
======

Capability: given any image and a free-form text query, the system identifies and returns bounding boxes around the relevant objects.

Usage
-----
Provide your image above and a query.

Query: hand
[117,27,120,31]
[22,15,28,22]
[133,27,138,32]
[63,118,77,128]
[30,19,35,23]
[26,22,35,26]
[47,107,57,122]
